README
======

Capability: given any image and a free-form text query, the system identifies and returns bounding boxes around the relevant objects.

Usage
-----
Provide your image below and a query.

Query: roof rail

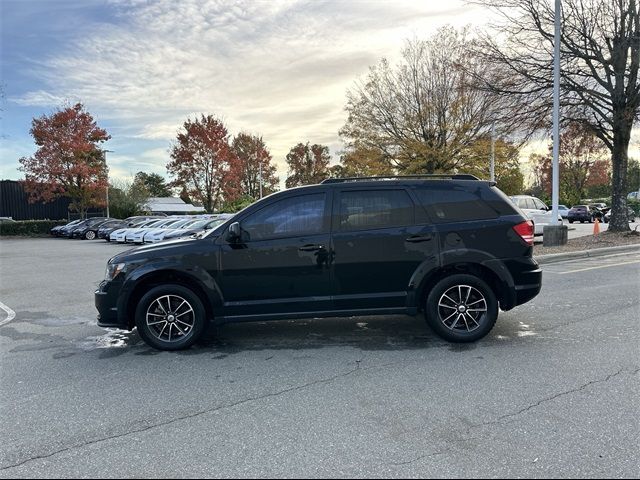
[321,174,480,184]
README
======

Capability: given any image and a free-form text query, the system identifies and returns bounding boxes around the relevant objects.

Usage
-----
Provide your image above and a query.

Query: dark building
[0,180,103,220]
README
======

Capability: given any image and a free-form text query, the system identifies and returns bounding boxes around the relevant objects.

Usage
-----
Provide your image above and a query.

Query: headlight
[105,262,126,281]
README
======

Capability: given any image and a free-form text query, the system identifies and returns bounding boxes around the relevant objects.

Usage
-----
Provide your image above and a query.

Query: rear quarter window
[413,186,512,223]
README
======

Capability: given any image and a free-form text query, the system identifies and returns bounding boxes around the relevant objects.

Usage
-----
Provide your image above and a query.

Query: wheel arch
[411,259,516,312]
[120,269,219,329]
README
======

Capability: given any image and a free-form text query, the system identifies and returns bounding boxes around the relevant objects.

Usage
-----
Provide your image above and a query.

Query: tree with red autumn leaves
[284,142,331,188]
[232,132,279,199]
[18,103,110,217]
[167,115,241,213]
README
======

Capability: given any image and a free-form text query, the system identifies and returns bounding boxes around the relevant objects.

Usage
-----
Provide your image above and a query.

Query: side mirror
[228,222,241,241]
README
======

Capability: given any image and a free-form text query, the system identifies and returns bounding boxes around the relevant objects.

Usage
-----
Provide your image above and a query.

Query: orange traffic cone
[593,217,600,235]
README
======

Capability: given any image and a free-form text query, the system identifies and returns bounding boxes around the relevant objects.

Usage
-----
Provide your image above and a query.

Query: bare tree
[340,26,513,175]
[475,0,640,231]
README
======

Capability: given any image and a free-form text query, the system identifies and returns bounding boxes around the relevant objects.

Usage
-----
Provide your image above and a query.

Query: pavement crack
[1,356,378,472]
[473,367,639,429]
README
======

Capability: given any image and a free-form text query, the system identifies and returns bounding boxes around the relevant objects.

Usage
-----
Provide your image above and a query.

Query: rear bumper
[485,256,542,310]
[510,259,542,307]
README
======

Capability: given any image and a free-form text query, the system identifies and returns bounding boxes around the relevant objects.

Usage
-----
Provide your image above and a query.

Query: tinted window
[242,193,326,241]
[415,188,499,223]
[339,190,414,231]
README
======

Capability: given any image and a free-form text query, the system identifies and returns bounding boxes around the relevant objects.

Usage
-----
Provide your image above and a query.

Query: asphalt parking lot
[566,219,639,240]
[0,238,639,478]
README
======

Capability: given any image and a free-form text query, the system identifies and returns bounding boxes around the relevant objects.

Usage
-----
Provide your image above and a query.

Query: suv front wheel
[425,274,498,343]
[135,284,207,350]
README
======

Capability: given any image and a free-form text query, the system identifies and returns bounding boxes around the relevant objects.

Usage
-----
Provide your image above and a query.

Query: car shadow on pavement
[171,313,538,356]
[3,313,537,358]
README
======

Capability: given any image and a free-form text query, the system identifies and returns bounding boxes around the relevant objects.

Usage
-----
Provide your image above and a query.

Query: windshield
[199,215,235,238]
[186,219,210,229]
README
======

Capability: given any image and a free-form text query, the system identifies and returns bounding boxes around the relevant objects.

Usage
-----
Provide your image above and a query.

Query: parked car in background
[97,220,128,240]
[604,207,636,223]
[628,191,639,200]
[61,218,108,238]
[71,218,115,239]
[558,205,570,219]
[161,214,235,241]
[141,218,201,244]
[110,218,167,243]
[587,203,609,222]
[509,195,562,235]
[0,217,16,224]
[51,219,82,236]
[125,218,188,244]
[567,205,594,223]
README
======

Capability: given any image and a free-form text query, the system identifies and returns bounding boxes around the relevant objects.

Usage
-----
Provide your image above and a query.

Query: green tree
[108,179,150,219]
[133,172,171,197]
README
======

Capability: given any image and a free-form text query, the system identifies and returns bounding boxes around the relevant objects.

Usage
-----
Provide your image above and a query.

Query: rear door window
[338,190,414,231]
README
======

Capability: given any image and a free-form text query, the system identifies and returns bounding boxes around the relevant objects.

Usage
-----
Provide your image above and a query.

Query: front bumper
[95,280,128,328]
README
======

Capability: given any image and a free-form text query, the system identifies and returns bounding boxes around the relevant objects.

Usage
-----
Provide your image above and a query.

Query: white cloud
[11,0,492,180]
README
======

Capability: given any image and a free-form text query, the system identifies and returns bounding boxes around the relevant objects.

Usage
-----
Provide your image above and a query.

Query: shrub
[0,220,68,236]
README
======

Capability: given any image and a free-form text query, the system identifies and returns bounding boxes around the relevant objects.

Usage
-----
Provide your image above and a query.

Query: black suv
[96,175,541,350]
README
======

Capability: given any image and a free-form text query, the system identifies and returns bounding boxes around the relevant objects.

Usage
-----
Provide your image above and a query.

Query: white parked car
[142,218,198,243]
[509,195,563,236]
[111,219,168,243]
[125,218,183,244]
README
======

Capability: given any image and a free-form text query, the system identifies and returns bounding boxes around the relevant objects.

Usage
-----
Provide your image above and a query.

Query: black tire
[84,230,96,240]
[425,274,498,343]
[569,219,574,224]
[580,220,584,223]
[135,284,207,351]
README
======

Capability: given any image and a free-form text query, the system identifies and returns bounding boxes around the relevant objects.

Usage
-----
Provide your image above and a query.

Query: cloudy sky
[0,0,498,183]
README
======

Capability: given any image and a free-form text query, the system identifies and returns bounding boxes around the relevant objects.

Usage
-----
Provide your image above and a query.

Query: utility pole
[551,0,561,226]
[103,150,114,218]
[259,159,263,199]
[543,0,567,246]
[490,122,495,183]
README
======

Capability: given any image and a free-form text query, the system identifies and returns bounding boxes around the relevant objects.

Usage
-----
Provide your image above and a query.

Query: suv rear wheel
[425,274,498,343]
[135,284,207,350]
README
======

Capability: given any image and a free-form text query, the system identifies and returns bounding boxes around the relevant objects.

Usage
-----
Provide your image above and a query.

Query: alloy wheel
[146,294,195,343]
[437,285,487,332]
[85,230,96,240]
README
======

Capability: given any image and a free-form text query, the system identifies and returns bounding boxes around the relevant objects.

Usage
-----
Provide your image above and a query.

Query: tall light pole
[543,0,567,246]
[259,161,263,199]
[103,149,114,218]
[551,0,561,226]
[490,121,495,183]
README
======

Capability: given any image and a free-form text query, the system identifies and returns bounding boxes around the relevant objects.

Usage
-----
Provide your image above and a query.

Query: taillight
[513,220,534,246]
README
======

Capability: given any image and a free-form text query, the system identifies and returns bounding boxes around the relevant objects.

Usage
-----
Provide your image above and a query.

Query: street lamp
[103,149,114,218]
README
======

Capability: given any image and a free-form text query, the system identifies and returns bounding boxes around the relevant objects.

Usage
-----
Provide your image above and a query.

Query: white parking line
[552,260,640,275]
[0,301,16,326]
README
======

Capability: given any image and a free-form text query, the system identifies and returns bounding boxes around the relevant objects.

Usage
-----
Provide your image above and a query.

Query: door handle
[299,244,324,252]
[405,235,433,243]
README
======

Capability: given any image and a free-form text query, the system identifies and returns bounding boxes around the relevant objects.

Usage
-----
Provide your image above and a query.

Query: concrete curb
[535,244,640,265]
